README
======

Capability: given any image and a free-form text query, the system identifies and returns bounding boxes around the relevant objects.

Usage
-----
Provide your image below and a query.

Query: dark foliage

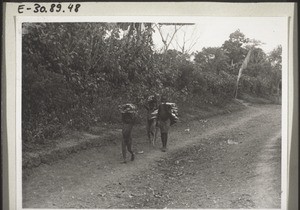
[22,24,282,147]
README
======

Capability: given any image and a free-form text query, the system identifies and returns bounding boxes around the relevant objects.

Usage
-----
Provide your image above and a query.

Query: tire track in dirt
[250,133,282,208]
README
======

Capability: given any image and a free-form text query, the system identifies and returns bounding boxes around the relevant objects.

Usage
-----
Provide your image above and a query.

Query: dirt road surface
[23,104,282,209]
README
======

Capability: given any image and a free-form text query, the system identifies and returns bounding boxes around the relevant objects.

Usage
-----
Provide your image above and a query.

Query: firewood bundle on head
[147,95,157,103]
[119,103,138,124]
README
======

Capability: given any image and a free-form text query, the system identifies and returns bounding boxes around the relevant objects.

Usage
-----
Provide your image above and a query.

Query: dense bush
[22,23,282,146]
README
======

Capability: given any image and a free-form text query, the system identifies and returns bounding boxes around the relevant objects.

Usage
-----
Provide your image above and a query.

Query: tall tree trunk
[234,48,253,98]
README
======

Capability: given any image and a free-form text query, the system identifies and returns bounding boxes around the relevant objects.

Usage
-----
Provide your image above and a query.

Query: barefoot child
[157,96,179,152]
[119,103,138,163]
[144,95,158,146]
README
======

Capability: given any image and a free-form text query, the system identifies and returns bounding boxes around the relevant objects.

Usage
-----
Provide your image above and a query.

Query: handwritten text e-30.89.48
[18,3,81,13]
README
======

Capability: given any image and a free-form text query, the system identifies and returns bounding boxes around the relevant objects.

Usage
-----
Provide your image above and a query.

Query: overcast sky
[151,17,286,54]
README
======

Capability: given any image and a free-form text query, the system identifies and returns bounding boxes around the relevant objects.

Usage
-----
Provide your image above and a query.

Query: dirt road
[23,104,282,209]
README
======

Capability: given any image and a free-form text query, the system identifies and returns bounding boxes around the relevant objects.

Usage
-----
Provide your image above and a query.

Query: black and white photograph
[16,15,288,210]
[2,1,295,208]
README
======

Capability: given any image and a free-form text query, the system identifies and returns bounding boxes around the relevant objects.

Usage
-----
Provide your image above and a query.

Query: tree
[173,25,201,54]
[243,47,268,77]
[268,45,282,96]
[234,47,253,98]
[194,47,229,74]
[22,22,158,144]
[154,23,195,53]
[222,29,249,66]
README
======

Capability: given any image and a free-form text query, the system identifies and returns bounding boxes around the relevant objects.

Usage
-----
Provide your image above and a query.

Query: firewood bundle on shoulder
[166,102,179,125]
[161,102,179,125]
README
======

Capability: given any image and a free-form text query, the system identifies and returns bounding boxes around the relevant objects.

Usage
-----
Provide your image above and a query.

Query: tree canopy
[22,23,282,147]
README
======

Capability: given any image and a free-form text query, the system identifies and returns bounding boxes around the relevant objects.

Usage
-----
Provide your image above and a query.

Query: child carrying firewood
[144,95,159,146]
[119,103,138,163]
[157,95,179,152]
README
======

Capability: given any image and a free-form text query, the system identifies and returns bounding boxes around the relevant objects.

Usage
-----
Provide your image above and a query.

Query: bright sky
[151,17,287,54]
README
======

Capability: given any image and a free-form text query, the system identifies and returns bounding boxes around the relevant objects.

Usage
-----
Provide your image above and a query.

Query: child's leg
[122,123,133,163]
[127,137,135,161]
[164,133,168,148]
[122,139,127,163]
[146,120,151,141]
[160,133,165,151]
[162,119,170,151]
[152,119,158,146]
[161,133,169,152]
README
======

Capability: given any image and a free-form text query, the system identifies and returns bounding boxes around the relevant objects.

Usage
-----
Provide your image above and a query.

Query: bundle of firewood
[165,102,179,125]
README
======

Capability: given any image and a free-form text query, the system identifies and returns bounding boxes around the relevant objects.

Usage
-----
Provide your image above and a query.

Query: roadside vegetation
[22,23,282,150]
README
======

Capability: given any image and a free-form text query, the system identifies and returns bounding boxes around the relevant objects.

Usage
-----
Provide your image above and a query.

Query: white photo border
[16,15,288,210]
[2,2,295,210]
